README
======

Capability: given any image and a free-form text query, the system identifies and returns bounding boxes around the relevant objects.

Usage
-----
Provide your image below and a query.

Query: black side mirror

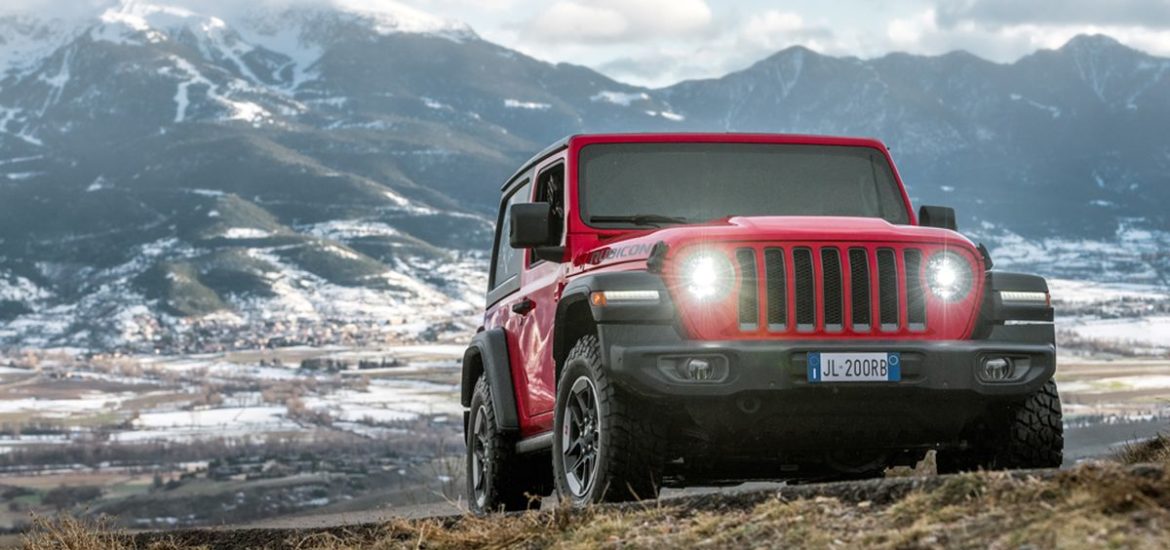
[510,202,557,247]
[510,202,565,262]
[919,205,957,231]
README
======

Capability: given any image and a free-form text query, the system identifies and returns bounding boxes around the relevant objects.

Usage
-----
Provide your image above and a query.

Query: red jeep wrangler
[462,133,1062,512]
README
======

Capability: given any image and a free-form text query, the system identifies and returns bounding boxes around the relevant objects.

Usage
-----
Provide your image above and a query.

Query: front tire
[466,376,539,514]
[939,379,1064,473]
[994,379,1064,469]
[553,335,665,505]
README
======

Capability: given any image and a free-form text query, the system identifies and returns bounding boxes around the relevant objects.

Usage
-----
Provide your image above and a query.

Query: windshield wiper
[589,214,692,227]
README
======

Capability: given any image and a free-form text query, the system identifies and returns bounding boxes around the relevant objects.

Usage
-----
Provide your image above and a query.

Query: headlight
[926,251,973,301]
[680,251,735,301]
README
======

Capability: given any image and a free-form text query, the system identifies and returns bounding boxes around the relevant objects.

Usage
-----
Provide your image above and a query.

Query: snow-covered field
[1049,279,1170,304]
[0,392,134,417]
[0,343,465,453]
[1062,316,1170,350]
[976,225,1170,286]
[304,379,462,424]
[1048,278,1170,355]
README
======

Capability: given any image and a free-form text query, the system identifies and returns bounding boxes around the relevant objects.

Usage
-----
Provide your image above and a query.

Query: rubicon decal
[588,243,654,265]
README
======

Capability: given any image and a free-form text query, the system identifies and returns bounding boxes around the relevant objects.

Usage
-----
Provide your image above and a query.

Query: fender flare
[461,328,520,432]
[975,271,1054,343]
[554,271,676,371]
[982,271,1053,322]
[560,271,675,323]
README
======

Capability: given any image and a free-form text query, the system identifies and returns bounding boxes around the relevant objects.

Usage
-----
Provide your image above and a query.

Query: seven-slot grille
[735,245,929,334]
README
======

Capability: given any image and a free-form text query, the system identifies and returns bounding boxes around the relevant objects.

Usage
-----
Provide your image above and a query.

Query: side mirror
[919,205,957,231]
[510,202,555,248]
[510,202,565,262]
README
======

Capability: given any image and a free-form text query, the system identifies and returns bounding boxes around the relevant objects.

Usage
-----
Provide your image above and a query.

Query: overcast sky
[401,0,1170,86]
[5,0,1170,87]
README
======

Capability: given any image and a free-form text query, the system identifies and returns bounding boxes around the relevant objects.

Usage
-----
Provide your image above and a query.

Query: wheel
[994,379,1064,469]
[552,335,666,505]
[938,380,1064,473]
[465,376,540,514]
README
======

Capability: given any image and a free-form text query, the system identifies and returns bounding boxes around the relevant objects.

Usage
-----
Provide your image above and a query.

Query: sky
[399,0,1170,86]
[4,0,1170,87]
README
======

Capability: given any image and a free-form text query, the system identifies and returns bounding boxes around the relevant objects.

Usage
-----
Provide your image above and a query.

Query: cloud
[884,7,1170,62]
[936,0,1170,30]
[524,0,713,44]
[739,11,835,55]
[0,0,110,15]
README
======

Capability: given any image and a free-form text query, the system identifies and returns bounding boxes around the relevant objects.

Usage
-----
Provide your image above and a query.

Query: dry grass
[1117,433,1170,466]
[21,451,1170,550]
[20,515,196,550]
[280,463,1168,549]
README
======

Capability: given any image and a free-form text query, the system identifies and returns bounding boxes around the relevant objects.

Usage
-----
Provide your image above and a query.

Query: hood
[572,216,978,270]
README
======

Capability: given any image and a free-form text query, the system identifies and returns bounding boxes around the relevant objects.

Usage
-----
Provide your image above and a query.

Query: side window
[534,162,565,245]
[490,179,532,290]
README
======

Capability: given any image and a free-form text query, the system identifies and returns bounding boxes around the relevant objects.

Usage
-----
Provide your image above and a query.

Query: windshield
[578,142,910,227]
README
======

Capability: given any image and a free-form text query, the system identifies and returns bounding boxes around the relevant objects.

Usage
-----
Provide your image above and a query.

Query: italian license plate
[807,352,901,383]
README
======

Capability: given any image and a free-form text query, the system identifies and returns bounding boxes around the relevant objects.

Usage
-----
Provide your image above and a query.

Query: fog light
[980,357,1013,381]
[657,355,729,383]
[687,358,713,381]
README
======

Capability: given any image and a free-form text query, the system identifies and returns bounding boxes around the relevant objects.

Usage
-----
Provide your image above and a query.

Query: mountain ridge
[0,2,1167,350]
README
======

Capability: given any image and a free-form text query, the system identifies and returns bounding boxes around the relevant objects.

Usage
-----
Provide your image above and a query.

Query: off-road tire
[994,379,1064,469]
[553,335,666,505]
[939,380,1064,473]
[466,377,540,514]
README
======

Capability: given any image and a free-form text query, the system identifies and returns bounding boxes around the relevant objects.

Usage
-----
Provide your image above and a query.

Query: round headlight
[926,251,973,301]
[679,251,735,301]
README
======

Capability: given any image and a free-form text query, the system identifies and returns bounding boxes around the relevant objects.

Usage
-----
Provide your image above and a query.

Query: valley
[1,275,1169,532]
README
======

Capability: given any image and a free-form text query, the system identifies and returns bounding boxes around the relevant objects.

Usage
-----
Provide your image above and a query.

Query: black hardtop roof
[500,135,573,192]
[498,132,890,194]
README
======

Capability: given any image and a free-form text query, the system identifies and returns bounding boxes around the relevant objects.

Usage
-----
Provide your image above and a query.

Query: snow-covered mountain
[0,1,1167,350]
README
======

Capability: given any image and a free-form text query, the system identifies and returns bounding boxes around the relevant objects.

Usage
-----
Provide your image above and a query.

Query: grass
[20,516,190,550]
[1117,434,1170,465]
[20,444,1170,550]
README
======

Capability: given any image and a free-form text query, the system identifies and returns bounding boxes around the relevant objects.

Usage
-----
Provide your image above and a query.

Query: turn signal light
[590,290,660,306]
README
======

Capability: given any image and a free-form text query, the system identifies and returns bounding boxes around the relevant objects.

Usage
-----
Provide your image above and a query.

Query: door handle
[511,298,536,315]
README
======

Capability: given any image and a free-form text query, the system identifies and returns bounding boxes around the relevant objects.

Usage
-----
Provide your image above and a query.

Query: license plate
[807,352,901,383]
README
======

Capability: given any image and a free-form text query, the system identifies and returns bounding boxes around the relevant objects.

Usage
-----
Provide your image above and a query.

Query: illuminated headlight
[926,251,973,301]
[680,251,735,301]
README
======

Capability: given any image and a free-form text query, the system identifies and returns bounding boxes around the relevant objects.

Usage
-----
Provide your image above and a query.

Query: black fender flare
[982,271,1053,322]
[461,328,520,433]
[554,271,676,371]
[560,271,674,323]
[975,271,1054,343]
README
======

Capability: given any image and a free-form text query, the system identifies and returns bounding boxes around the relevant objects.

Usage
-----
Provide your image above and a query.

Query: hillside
[20,442,1170,549]
[1,1,1169,350]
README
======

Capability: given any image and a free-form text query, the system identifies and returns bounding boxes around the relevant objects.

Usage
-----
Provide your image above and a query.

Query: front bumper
[600,327,1055,400]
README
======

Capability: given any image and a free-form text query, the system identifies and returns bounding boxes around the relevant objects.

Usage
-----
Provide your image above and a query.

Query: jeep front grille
[792,248,815,331]
[735,245,929,335]
[848,248,871,331]
[735,248,758,331]
[764,248,787,330]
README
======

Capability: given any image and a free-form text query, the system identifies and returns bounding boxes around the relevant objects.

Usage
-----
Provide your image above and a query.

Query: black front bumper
[598,324,1055,460]
[599,325,1055,400]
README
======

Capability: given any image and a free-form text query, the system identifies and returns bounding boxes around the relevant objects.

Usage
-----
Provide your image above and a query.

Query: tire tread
[467,377,538,513]
[556,335,666,503]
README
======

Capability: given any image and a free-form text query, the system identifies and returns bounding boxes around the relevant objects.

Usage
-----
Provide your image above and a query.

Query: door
[513,157,568,431]
[483,175,537,424]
